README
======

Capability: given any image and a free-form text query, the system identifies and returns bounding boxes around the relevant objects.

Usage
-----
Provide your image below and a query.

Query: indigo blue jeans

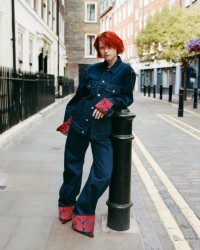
[58,128,113,215]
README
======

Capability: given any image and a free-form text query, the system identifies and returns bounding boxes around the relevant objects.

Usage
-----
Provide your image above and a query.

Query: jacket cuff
[56,117,72,136]
[95,98,113,115]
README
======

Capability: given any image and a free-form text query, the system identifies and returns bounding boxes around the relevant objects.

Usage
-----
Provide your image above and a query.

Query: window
[105,16,109,30]
[139,18,143,30]
[151,10,156,16]
[85,34,96,58]
[123,27,126,40]
[34,0,39,14]
[118,8,122,23]
[135,9,139,21]
[128,23,133,37]
[47,0,51,26]
[144,70,153,86]
[185,0,190,7]
[169,0,175,9]
[162,68,173,87]
[52,0,56,31]
[123,6,126,20]
[144,15,148,27]
[127,44,133,59]
[114,12,118,26]
[18,32,23,62]
[29,38,33,65]
[144,0,149,7]
[101,19,105,32]
[85,2,97,22]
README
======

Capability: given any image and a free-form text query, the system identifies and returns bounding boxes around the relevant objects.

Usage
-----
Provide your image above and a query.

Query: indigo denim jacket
[64,56,136,139]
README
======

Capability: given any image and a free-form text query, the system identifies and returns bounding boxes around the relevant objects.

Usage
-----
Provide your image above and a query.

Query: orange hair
[94,31,125,58]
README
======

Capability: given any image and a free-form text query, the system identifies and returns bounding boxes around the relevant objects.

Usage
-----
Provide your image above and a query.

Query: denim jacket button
[86,119,88,122]
[113,90,115,93]
[97,94,101,96]
[102,80,105,83]
[81,131,84,134]
[91,106,94,109]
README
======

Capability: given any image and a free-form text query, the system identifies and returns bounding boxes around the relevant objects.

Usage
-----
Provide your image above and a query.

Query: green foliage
[136,7,200,64]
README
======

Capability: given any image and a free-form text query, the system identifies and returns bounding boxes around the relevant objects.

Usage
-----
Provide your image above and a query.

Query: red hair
[94,31,125,58]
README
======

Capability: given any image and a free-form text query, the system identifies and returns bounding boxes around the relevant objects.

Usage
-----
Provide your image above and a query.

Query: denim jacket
[64,56,136,139]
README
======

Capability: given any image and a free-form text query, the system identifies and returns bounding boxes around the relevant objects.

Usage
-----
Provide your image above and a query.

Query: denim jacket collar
[102,56,122,74]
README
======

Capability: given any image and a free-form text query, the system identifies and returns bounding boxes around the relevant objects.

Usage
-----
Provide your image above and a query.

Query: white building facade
[0,0,66,79]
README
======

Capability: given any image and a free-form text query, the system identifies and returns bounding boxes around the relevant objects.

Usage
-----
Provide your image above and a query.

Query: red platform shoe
[72,215,95,238]
[58,206,74,224]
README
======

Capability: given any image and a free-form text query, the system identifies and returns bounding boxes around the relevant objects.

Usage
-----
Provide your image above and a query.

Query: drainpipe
[57,0,60,77]
[11,0,16,73]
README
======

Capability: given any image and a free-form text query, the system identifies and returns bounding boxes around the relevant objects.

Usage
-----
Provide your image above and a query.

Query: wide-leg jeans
[58,127,113,218]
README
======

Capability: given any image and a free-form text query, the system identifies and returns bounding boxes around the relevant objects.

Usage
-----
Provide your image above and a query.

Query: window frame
[85,2,97,23]
[185,0,190,7]
[17,32,24,63]
[29,36,34,66]
[85,34,96,58]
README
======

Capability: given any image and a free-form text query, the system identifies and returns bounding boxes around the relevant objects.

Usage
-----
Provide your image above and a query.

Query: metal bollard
[193,88,197,109]
[178,88,184,117]
[143,85,146,96]
[169,85,172,102]
[153,85,156,98]
[107,109,135,231]
[160,84,163,100]
[148,85,151,97]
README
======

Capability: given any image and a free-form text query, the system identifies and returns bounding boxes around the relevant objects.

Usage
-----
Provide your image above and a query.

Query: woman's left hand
[92,109,104,119]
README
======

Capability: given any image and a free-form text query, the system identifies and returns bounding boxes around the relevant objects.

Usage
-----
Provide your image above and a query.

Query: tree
[136,7,200,100]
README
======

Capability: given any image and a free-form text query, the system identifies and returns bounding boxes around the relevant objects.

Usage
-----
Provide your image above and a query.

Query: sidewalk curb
[0,95,73,150]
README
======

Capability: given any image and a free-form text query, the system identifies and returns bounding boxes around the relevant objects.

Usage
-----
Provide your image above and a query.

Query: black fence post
[169,85,172,102]
[160,84,163,100]
[107,109,135,231]
[193,88,198,109]
[68,79,74,94]
[178,88,184,117]
[153,85,156,98]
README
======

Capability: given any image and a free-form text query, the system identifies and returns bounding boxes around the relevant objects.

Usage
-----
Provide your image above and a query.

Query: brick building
[64,0,100,87]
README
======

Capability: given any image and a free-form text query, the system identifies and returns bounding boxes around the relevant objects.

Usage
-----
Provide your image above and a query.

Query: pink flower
[187,38,200,52]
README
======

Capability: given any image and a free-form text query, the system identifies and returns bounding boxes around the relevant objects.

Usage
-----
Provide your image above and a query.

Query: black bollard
[107,109,135,231]
[160,84,163,100]
[169,84,172,102]
[148,85,151,97]
[153,85,156,98]
[143,85,146,96]
[193,88,197,109]
[178,88,184,117]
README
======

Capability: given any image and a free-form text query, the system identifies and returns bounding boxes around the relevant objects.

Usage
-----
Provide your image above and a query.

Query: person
[56,31,136,238]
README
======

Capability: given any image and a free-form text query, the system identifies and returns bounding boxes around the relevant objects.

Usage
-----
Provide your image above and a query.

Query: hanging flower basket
[187,38,200,53]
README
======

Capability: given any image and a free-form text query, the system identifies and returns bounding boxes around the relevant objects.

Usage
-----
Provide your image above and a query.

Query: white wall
[0,0,66,78]
[0,0,13,68]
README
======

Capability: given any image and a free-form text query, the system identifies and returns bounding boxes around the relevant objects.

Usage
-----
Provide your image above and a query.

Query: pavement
[0,92,200,250]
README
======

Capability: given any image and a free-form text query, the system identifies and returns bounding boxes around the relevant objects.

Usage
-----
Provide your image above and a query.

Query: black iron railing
[0,67,55,134]
[57,76,74,98]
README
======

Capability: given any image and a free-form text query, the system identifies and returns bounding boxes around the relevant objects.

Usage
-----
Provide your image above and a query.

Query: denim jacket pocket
[86,81,97,98]
[104,85,121,98]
